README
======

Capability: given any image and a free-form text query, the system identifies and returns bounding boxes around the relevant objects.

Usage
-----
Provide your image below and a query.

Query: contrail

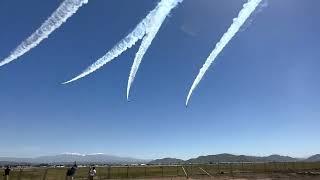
[0,0,88,67]
[63,19,147,84]
[63,1,159,84]
[63,0,183,88]
[127,0,183,100]
[186,0,262,106]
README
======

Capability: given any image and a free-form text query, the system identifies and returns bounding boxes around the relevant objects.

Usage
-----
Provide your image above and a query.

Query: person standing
[66,163,77,180]
[4,166,11,180]
[88,166,96,180]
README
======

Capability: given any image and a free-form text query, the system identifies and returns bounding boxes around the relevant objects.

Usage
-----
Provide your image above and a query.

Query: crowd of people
[2,163,97,180]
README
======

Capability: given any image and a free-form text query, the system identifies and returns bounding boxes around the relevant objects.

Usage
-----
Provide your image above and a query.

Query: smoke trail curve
[186,0,262,106]
[62,19,147,84]
[0,0,88,67]
[127,0,183,100]
[63,0,181,84]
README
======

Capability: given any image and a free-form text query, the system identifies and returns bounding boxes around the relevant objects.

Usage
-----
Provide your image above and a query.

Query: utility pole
[42,168,48,180]
[107,165,111,179]
[161,166,164,177]
[144,166,147,177]
[18,168,23,180]
[126,166,129,178]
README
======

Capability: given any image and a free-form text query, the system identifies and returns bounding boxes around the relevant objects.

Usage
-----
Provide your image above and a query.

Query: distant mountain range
[149,153,320,165]
[0,153,148,165]
[1,153,319,165]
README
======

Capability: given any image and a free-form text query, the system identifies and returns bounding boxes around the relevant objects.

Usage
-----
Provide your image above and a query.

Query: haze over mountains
[149,154,320,164]
[0,153,319,165]
[0,153,148,165]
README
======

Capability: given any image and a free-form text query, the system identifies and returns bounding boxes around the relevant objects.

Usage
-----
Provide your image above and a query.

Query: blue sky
[0,0,319,159]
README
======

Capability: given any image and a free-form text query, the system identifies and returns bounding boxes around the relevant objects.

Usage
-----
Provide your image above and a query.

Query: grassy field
[2,162,320,180]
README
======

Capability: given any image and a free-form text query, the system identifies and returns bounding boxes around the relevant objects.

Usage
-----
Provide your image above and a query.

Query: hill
[187,154,298,163]
[305,154,320,162]
[263,154,297,162]
[149,158,184,165]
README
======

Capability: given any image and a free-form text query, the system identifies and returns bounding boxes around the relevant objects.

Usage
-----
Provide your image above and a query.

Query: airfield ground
[2,162,320,179]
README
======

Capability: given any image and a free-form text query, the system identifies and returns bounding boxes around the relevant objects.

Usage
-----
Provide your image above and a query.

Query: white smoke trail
[63,19,147,84]
[63,0,183,86]
[127,0,182,100]
[186,0,262,106]
[0,0,88,67]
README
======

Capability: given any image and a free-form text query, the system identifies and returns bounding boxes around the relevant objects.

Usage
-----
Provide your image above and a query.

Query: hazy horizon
[0,152,317,161]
